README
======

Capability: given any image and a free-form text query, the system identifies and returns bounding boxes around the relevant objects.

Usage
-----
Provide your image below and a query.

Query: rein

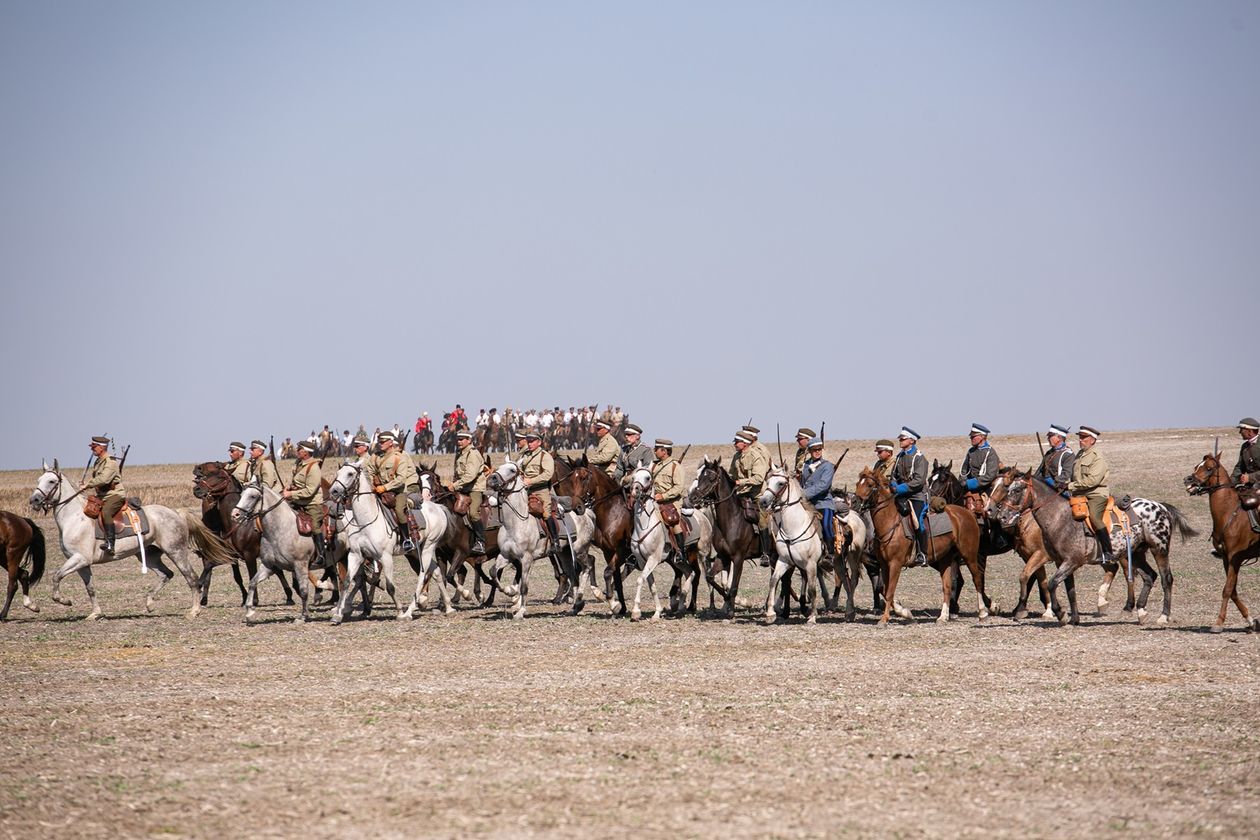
[34,472,87,513]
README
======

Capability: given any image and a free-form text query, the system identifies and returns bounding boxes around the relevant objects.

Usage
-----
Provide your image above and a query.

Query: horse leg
[50,553,91,607]
[632,549,664,621]
[1213,557,1237,633]
[1062,568,1080,625]
[1152,550,1174,626]
[513,555,533,620]
[229,562,247,607]
[868,562,884,612]
[938,562,953,624]
[959,552,991,622]
[332,551,363,626]
[428,548,455,616]
[879,559,903,627]
[804,560,819,625]
[244,563,275,623]
[143,551,174,614]
[292,562,311,623]
[726,554,747,622]
[764,559,788,624]
[843,555,859,622]
[949,559,964,616]
[76,566,101,620]
[1,551,18,620]
[1131,550,1157,623]
[1226,560,1256,631]
[1097,561,1119,615]
[276,564,295,605]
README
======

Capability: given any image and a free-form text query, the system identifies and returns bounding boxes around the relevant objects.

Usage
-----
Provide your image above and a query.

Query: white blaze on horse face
[632,467,653,494]
[233,485,262,519]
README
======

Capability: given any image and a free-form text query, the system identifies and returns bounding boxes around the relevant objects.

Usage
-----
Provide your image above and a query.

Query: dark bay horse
[686,457,759,620]
[1,510,45,620]
[554,463,630,616]
[999,474,1195,625]
[192,462,293,606]
[413,463,503,608]
[853,466,992,626]
[1185,453,1260,632]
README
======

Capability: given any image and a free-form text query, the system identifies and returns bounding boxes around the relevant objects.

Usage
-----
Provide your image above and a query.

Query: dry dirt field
[2,428,1259,838]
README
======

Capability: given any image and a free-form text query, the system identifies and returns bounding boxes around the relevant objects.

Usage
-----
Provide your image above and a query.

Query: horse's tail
[1160,501,1198,543]
[21,517,45,588]
[182,510,240,568]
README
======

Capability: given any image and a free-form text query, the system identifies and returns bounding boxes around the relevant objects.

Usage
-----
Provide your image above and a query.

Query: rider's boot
[470,521,486,556]
[312,531,327,567]
[103,522,116,555]
[546,516,561,556]
[758,528,775,567]
[913,528,929,567]
[1094,526,1114,564]
[402,512,422,553]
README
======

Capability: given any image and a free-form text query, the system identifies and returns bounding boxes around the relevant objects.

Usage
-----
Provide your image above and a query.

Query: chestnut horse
[1185,453,1260,632]
[852,466,992,626]
[553,463,631,616]
[1,510,45,620]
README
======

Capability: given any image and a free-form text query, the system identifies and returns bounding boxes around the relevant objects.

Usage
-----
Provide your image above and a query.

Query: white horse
[759,465,824,624]
[30,461,231,620]
[485,461,551,620]
[325,460,410,623]
[627,466,671,620]
[233,484,327,623]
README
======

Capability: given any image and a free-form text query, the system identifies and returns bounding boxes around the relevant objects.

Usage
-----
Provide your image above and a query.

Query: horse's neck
[1026,483,1079,545]
[52,477,88,531]
[1207,465,1239,518]
[867,488,900,529]
[215,489,241,521]
[350,472,381,523]
[775,479,809,524]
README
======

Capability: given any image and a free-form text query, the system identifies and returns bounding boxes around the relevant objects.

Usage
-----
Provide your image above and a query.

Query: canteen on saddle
[87,497,150,540]
[1241,488,1260,511]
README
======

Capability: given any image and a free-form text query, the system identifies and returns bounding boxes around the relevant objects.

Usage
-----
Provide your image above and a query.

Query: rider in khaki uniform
[587,420,620,477]
[1067,425,1112,562]
[84,435,126,553]
[731,427,773,564]
[452,429,488,555]
[652,439,685,554]
[371,431,419,543]
[247,440,281,489]
[872,439,896,481]
[793,427,817,476]
[225,442,251,485]
[520,431,560,550]
[283,440,326,563]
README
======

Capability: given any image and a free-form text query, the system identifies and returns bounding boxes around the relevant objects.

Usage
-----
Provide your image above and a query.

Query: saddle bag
[295,510,314,536]
[83,496,103,520]
[740,497,759,524]
[1240,489,1260,511]
[379,491,397,509]
[527,493,545,518]
[1069,495,1090,522]
[660,502,681,528]
[453,493,472,516]
[964,491,986,515]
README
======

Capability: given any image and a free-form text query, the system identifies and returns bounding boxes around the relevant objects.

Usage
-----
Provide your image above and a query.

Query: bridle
[488,467,531,522]
[32,471,84,513]
[629,472,665,548]
[233,484,287,528]
[689,463,736,509]
[1185,457,1235,497]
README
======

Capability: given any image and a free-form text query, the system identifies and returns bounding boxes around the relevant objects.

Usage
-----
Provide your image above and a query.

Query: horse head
[991,473,1034,530]
[759,465,792,510]
[193,461,236,501]
[686,457,725,508]
[231,484,264,522]
[928,459,961,502]
[30,466,63,513]
[629,465,654,504]
[487,461,521,495]
[329,460,362,502]
[852,466,887,509]
[1185,453,1227,496]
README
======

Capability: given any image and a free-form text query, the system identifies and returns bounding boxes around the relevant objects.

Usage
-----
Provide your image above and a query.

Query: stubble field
[1,428,1258,838]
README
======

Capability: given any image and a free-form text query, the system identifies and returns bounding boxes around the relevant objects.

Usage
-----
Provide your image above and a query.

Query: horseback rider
[283,440,326,564]
[1067,425,1113,563]
[371,430,420,546]
[247,440,281,489]
[1034,424,1075,493]
[960,424,999,495]
[520,431,560,553]
[872,439,896,481]
[513,429,528,456]
[452,429,488,555]
[350,433,373,466]
[793,428,817,476]
[651,439,685,557]
[731,427,773,565]
[1233,417,1260,531]
[225,442,251,485]
[587,419,619,477]
[614,423,653,486]
[890,427,930,566]
[84,435,126,554]
[801,437,836,553]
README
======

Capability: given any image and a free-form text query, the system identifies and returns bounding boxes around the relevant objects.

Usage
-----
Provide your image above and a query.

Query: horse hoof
[1156,614,1169,626]
[512,612,525,621]
[1209,623,1225,634]
[85,611,101,621]
[876,619,889,628]
[443,607,455,616]
[1251,619,1260,633]
[397,612,412,621]
[52,595,71,607]
[806,616,816,626]
[145,600,155,614]
[186,607,201,620]
[1012,608,1028,621]
[1041,610,1056,621]
[330,617,342,626]
[25,603,40,613]
[630,610,642,621]
[1136,608,1147,623]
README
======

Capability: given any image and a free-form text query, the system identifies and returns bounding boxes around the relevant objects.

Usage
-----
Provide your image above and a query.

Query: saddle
[91,499,150,540]
[453,493,472,516]
[739,497,759,524]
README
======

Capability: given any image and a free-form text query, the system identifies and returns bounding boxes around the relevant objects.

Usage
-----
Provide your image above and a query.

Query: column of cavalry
[9,418,1259,630]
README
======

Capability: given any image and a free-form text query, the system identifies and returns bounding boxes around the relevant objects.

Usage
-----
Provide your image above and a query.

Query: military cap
[90,435,110,447]
[969,423,990,437]
[524,431,541,440]
[624,423,642,436]
[742,425,761,437]
[1078,425,1102,440]
[228,441,246,453]
[874,439,895,451]
[594,419,611,430]
[1239,418,1260,431]
[654,438,673,449]
[807,437,824,449]
[352,435,371,448]
[456,429,473,439]
[378,431,396,442]
[250,439,267,450]
[734,431,755,444]
[795,427,816,440]
[897,427,921,441]
[1047,424,1070,438]
[298,440,318,453]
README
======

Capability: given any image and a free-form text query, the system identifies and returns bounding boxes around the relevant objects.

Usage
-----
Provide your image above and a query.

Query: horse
[411,465,502,608]
[1184,453,1260,632]
[192,462,296,607]
[232,483,334,623]
[0,510,45,620]
[852,466,992,626]
[998,474,1195,625]
[759,465,824,624]
[553,462,632,615]
[985,469,1081,624]
[485,461,552,620]
[30,461,233,620]
[685,457,760,620]
[928,460,1054,617]
[326,459,438,624]
[626,466,705,620]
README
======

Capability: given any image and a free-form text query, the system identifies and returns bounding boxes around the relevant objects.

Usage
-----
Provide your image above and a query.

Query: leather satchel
[454,493,472,515]
[660,502,680,528]
[295,510,314,536]
[83,496,103,520]
[379,491,397,509]
[740,497,759,524]
[527,493,545,518]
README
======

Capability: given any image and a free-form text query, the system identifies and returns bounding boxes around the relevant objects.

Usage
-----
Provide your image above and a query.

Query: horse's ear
[932,459,939,469]
[53,457,59,472]
[946,459,953,471]
[42,458,49,471]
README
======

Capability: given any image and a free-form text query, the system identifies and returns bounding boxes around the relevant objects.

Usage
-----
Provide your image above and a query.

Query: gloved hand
[892,483,909,495]
[965,478,979,491]
[374,485,386,494]
[1043,477,1056,488]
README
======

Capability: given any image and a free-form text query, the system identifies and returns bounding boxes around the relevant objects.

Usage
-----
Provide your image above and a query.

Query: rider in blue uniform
[800,438,835,553]
[890,426,929,566]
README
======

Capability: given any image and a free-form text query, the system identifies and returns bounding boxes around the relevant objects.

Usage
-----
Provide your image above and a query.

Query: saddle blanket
[93,504,150,540]
[923,511,953,538]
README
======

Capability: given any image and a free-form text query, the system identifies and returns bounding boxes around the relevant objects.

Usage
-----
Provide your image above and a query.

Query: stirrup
[471,540,486,555]
[401,538,416,553]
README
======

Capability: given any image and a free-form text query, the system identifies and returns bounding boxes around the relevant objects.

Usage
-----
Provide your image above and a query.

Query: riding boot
[758,528,775,567]
[1094,526,1114,564]
[546,517,561,557]
[402,512,422,553]
[312,532,327,567]
[471,521,486,555]
[103,522,116,555]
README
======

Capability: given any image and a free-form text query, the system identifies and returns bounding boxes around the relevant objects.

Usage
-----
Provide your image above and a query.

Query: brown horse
[554,464,631,615]
[1185,453,1260,632]
[1,510,45,620]
[852,467,992,626]
[685,458,760,620]
[413,463,503,608]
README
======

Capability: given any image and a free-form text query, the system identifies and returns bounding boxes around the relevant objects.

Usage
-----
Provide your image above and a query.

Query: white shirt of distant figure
[492,411,501,425]
[563,410,573,424]
[477,411,488,427]
[541,412,554,428]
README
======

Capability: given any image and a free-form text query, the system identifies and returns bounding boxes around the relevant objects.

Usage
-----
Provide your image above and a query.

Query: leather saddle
[92,499,150,540]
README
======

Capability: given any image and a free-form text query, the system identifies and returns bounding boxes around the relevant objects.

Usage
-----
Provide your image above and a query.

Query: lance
[1036,432,1046,460]
[776,423,786,470]
[820,421,825,446]
[117,444,130,473]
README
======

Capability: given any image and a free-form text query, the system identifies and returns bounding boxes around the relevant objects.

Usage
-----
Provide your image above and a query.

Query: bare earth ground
[2,428,1259,839]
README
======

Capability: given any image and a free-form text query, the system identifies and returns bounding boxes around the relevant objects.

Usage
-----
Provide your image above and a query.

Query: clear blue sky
[1,1,1255,468]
